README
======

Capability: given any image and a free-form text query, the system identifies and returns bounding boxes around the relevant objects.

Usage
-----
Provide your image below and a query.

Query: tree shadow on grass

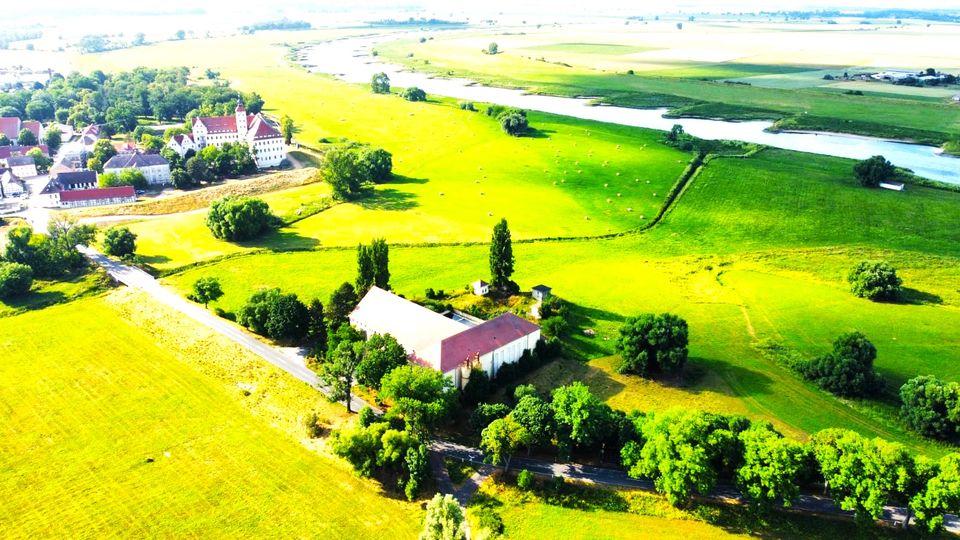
[357,188,419,211]
[1,289,66,311]
[522,128,556,139]
[138,254,171,265]
[896,287,943,306]
[244,230,321,251]
[694,356,776,398]
[566,304,627,360]
[388,174,429,185]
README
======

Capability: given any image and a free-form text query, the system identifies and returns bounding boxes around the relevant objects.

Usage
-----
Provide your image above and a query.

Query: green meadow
[0,292,421,538]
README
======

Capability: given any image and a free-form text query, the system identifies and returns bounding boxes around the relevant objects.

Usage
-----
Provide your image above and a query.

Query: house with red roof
[183,99,286,169]
[167,133,197,157]
[0,117,22,141]
[55,186,136,209]
[349,287,541,388]
[21,120,42,141]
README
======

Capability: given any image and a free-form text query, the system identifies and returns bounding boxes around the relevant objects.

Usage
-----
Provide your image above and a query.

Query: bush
[615,313,689,376]
[475,506,504,536]
[458,101,476,111]
[304,412,324,438]
[848,260,902,301]
[401,87,427,102]
[854,155,895,187]
[206,196,278,241]
[102,226,137,258]
[498,109,528,136]
[800,332,883,397]
[0,262,33,299]
[540,315,570,338]
[516,469,535,490]
[237,288,309,341]
[899,376,959,439]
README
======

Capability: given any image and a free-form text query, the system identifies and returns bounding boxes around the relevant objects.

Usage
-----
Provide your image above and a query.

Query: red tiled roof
[0,117,20,140]
[59,186,135,202]
[171,133,194,144]
[250,116,281,140]
[194,114,255,134]
[22,120,41,139]
[438,313,539,373]
[0,145,48,159]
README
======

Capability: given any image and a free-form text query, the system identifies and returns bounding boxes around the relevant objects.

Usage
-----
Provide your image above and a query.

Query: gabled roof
[532,284,551,293]
[439,313,539,373]
[350,286,465,361]
[103,151,169,170]
[0,145,48,159]
[5,156,35,167]
[21,120,41,139]
[53,170,97,187]
[472,279,488,287]
[0,117,20,140]
[59,186,135,203]
[194,114,254,134]
[171,133,194,145]
[248,115,282,140]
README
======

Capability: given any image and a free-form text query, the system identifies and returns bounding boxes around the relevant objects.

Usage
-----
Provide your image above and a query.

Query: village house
[79,125,100,151]
[0,144,49,160]
[0,169,25,198]
[55,186,136,209]
[182,100,286,168]
[103,151,171,185]
[0,117,21,142]
[166,133,197,157]
[21,120,42,141]
[2,156,37,178]
[350,287,541,389]
[471,279,489,296]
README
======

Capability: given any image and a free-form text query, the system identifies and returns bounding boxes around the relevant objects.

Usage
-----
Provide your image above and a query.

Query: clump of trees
[331,416,429,501]
[320,144,393,200]
[854,155,895,187]
[206,196,279,241]
[3,217,96,278]
[0,262,33,300]
[485,105,529,136]
[489,218,516,292]
[102,226,137,258]
[237,288,310,341]
[664,124,695,151]
[370,72,391,94]
[614,313,689,376]
[799,332,883,397]
[848,260,902,301]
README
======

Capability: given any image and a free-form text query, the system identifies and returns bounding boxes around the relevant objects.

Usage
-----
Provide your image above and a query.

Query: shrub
[304,412,324,438]
[206,196,278,241]
[498,109,528,136]
[401,87,427,102]
[899,376,959,439]
[848,260,902,301]
[0,262,33,299]
[476,506,504,537]
[458,101,476,111]
[800,332,883,397]
[615,313,689,376]
[854,155,895,187]
[102,226,137,258]
[516,469,535,490]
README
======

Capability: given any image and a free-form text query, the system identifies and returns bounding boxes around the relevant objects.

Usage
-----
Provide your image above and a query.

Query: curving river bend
[301,35,960,185]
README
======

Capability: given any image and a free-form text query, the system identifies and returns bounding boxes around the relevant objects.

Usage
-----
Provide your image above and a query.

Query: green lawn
[0,294,421,537]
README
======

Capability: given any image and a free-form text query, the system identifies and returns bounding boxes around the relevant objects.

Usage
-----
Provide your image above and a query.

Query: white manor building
[350,287,541,389]
[175,101,286,169]
[103,151,171,185]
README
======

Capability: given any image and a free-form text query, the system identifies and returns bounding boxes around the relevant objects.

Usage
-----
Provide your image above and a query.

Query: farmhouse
[56,186,136,209]
[350,287,541,388]
[185,100,286,168]
[103,151,171,185]
[3,156,37,178]
[167,133,197,157]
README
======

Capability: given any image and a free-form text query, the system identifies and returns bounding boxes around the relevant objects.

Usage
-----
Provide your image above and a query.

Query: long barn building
[349,287,541,389]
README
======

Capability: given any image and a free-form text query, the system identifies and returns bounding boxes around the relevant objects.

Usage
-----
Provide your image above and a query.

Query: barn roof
[104,151,169,170]
[439,313,539,373]
[59,186,135,202]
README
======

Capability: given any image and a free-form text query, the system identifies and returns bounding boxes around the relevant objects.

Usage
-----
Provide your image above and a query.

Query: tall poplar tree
[489,218,514,289]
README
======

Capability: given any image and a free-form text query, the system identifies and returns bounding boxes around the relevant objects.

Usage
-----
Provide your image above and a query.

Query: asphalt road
[82,248,958,534]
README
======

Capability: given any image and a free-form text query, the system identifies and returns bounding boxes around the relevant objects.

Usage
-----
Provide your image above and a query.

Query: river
[300,35,960,185]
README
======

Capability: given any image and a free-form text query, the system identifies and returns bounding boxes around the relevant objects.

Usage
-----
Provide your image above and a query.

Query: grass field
[0,292,421,537]
[469,476,923,540]
[377,22,960,142]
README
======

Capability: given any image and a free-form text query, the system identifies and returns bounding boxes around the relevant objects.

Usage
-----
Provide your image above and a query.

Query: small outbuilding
[531,284,552,302]
[471,279,489,296]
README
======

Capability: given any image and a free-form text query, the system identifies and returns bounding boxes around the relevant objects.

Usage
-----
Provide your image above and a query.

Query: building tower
[235,98,248,139]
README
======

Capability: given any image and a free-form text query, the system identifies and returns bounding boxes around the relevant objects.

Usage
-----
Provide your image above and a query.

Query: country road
[81,247,958,534]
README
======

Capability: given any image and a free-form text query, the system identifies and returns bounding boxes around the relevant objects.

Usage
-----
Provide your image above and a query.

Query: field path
[80,247,959,534]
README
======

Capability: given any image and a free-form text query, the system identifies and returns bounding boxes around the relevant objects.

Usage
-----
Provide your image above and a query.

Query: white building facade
[103,152,171,185]
[188,101,286,169]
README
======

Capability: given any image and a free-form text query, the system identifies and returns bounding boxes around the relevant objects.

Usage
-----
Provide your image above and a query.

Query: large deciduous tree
[420,494,466,540]
[326,281,358,329]
[206,196,277,241]
[899,375,959,440]
[551,382,615,453]
[102,226,137,258]
[355,333,407,390]
[801,332,883,397]
[321,341,364,412]
[848,260,902,301]
[370,72,391,94]
[380,365,457,433]
[615,313,689,377]
[736,422,809,510]
[854,155,895,187]
[191,276,224,307]
[481,415,531,472]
